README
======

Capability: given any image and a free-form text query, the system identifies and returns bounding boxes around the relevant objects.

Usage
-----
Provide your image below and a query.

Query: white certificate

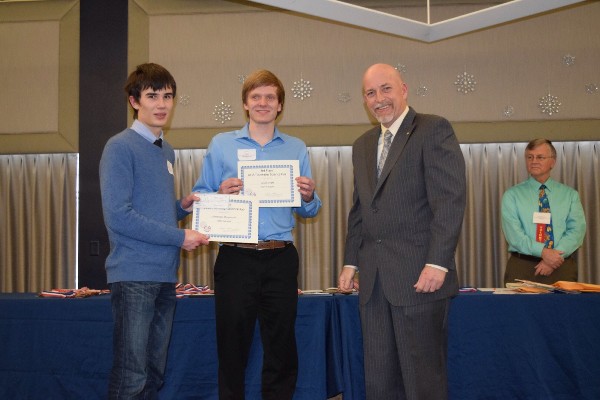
[192,194,258,243]
[238,160,301,207]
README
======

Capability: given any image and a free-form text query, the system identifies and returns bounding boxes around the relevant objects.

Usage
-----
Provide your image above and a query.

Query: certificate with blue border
[192,194,258,243]
[238,160,300,208]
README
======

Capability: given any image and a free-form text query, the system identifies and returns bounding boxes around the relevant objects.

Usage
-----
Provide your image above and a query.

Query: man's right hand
[541,247,565,269]
[182,229,209,251]
[338,266,358,293]
[218,178,243,195]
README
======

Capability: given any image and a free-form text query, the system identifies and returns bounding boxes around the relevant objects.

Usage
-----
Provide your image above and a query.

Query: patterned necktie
[377,130,393,178]
[153,138,163,148]
[536,184,554,248]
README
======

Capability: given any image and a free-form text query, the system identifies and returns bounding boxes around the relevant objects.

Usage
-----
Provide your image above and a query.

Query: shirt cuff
[427,263,448,273]
[343,264,358,271]
[301,193,318,207]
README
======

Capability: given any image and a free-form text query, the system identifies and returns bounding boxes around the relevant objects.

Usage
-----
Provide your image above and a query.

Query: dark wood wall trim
[78,0,128,289]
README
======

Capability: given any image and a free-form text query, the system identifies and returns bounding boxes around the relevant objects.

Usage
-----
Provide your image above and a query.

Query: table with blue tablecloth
[2,291,600,399]
[334,291,600,400]
[0,293,342,400]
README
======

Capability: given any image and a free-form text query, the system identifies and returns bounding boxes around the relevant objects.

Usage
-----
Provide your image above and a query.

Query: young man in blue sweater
[100,63,209,399]
[192,69,321,400]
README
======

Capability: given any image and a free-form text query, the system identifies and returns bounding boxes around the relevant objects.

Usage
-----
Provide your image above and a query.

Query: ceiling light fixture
[249,0,585,42]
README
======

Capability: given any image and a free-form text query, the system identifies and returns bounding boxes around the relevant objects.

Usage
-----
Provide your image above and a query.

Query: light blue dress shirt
[131,119,163,143]
[192,124,321,242]
[501,176,586,258]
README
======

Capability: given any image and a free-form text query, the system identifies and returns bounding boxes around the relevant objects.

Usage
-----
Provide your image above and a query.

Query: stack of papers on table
[553,281,600,292]
[39,287,110,298]
[298,289,333,295]
[514,280,580,294]
[175,283,213,297]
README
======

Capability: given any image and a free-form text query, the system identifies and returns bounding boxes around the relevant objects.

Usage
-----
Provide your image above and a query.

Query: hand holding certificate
[238,160,301,207]
[192,194,258,243]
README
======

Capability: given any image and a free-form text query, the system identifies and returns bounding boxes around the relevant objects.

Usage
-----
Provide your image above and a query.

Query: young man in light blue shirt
[502,138,586,285]
[192,69,321,400]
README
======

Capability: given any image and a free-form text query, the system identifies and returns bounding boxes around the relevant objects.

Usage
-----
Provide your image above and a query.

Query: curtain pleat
[1,154,77,292]
[574,142,600,284]
[1,142,598,293]
[174,149,219,287]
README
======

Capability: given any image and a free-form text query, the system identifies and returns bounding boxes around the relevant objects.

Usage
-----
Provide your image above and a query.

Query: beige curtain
[457,141,599,287]
[0,153,77,292]
[175,142,600,290]
[1,142,598,293]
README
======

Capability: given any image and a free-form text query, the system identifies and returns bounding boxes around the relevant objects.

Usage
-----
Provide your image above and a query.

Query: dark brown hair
[124,63,176,118]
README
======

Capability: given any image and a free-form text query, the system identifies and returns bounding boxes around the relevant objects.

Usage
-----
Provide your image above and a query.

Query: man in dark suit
[338,63,466,399]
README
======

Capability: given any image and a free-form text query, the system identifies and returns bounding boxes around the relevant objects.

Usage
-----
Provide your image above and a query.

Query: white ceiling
[247,0,587,42]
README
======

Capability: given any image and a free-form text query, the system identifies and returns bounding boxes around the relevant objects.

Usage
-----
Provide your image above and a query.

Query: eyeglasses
[526,155,554,161]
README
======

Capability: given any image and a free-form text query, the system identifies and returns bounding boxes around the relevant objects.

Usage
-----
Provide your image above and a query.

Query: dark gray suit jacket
[344,107,466,307]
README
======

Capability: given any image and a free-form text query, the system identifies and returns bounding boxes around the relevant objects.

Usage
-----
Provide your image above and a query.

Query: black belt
[221,240,291,251]
[511,252,542,262]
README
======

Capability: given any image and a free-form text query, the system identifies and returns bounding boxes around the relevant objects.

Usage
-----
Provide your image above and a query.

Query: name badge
[167,160,174,175]
[238,149,256,161]
[533,212,551,224]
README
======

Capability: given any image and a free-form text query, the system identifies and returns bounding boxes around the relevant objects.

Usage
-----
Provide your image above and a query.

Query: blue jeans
[108,282,177,400]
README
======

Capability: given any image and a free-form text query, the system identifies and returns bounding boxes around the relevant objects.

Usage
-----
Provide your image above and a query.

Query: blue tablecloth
[334,291,600,400]
[2,291,600,399]
[447,292,600,399]
[0,293,342,400]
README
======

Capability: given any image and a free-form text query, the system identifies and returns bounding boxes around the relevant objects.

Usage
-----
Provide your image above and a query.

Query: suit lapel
[363,128,380,194]
[373,108,417,195]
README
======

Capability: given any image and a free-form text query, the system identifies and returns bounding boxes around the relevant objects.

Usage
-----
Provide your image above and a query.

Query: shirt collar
[131,119,163,143]
[528,176,555,190]
[237,123,284,145]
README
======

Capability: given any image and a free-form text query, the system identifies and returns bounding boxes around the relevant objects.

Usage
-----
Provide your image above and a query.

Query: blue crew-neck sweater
[100,128,187,284]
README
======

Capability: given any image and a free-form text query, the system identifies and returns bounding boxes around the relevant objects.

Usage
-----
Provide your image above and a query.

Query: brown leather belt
[221,240,290,251]
[511,252,542,262]
[511,252,570,262]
